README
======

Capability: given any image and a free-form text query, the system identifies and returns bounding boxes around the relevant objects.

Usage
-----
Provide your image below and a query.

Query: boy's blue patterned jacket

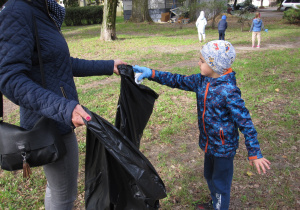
[150,69,263,160]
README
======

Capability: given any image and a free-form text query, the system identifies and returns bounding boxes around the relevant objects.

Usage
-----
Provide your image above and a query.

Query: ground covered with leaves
[0,10,299,210]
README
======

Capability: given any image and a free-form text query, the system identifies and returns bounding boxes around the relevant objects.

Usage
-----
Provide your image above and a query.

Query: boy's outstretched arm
[249,158,271,174]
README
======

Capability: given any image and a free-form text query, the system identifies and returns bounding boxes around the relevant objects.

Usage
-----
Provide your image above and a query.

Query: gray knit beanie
[201,40,236,75]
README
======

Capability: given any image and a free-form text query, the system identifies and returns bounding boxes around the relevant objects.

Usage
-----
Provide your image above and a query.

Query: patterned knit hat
[200,40,236,75]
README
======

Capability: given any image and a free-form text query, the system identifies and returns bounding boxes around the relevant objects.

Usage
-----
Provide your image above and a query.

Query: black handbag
[0,16,66,177]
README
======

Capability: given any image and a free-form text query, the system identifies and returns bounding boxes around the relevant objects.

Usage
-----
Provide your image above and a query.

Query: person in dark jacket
[249,12,265,48]
[218,15,228,40]
[132,40,271,210]
[0,0,126,209]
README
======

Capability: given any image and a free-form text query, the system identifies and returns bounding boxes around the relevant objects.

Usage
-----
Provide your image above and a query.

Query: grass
[0,14,299,209]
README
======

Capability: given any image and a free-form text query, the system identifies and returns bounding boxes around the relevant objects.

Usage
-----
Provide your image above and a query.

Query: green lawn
[0,15,299,209]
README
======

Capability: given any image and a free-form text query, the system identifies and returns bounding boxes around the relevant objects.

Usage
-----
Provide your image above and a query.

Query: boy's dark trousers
[218,30,225,40]
[204,153,234,210]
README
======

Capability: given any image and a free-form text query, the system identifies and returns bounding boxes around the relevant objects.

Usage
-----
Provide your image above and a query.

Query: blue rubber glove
[265,29,268,32]
[133,65,152,81]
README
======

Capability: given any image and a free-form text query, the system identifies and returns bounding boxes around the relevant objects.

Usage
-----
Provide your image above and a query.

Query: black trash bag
[115,64,159,148]
[84,110,166,210]
[84,66,165,210]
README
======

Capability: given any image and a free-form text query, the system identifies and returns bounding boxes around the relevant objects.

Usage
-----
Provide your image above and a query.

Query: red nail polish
[86,116,91,121]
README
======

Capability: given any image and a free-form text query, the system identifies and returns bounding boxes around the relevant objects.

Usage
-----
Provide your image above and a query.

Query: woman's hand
[113,59,127,75]
[72,104,91,127]
[249,157,271,174]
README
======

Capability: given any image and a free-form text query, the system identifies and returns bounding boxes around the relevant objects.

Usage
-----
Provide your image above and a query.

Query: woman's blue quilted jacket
[150,70,263,159]
[0,0,114,134]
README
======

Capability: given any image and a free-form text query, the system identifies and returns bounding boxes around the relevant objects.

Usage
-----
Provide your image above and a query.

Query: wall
[123,0,180,22]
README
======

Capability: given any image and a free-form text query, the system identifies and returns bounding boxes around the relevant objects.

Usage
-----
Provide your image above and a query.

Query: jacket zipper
[203,82,210,153]
[219,128,225,145]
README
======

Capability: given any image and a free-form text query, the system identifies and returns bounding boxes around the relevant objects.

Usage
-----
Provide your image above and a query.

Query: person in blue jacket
[218,15,228,40]
[249,12,265,48]
[133,40,271,210]
[0,0,126,209]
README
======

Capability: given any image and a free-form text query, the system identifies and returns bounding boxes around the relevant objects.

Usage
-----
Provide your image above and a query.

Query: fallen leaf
[275,88,280,92]
[246,171,254,177]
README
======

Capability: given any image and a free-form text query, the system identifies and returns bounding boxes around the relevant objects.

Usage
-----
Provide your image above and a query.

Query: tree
[233,0,238,10]
[234,10,255,31]
[205,0,227,29]
[130,0,152,22]
[65,0,79,7]
[186,0,226,27]
[100,0,118,41]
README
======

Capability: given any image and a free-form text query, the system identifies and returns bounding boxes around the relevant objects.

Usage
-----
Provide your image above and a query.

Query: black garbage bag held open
[115,64,159,148]
[84,65,166,210]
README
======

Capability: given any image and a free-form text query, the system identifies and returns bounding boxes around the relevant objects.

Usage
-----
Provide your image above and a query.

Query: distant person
[218,15,228,40]
[196,11,207,42]
[132,40,271,210]
[249,12,265,48]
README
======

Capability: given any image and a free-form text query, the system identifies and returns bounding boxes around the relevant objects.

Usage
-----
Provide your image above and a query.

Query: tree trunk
[100,0,118,41]
[233,0,238,10]
[130,0,152,22]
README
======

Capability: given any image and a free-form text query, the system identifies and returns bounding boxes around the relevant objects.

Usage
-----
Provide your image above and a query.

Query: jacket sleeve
[196,18,199,28]
[226,86,263,160]
[149,70,201,92]
[261,21,265,31]
[70,57,114,77]
[0,9,78,127]
[250,21,254,32]
[225,22,228,30]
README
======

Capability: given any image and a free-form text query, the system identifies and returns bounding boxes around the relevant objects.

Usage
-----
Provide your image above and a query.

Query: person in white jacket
[196,11,207,42]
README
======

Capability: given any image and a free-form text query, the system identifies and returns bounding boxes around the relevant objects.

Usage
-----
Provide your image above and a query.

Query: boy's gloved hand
[133,65,152,82]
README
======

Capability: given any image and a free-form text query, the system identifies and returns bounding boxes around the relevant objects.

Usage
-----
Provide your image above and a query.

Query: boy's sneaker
[195,200,213,210]
[257,45,260,48]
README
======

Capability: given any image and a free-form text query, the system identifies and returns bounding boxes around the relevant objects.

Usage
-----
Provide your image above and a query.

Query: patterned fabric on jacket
[150,70,263,159]
[47,0,65,29]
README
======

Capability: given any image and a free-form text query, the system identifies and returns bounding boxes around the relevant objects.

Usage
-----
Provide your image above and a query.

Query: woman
[0,0,126,209]
[249,12,265,48]
[196,11,207,42]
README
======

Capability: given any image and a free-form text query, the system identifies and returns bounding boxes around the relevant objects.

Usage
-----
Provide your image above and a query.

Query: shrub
[233,10,255,31]
[64,6,103,26]
[283,6,300,24]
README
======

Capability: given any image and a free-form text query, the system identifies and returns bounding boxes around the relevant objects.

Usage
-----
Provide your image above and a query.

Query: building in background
[123,0,182,22]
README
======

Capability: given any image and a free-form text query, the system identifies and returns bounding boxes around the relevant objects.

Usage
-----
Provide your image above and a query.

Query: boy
[218,15,227,40]
[133,40,271,210]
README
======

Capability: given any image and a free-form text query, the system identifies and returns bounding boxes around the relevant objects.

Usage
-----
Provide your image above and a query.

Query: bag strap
[0,15,45,120]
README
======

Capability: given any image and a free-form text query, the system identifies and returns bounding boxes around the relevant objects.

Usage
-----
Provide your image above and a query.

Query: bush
[64,6,103,26]
[283,6,300,24]
[233,10,255,31]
